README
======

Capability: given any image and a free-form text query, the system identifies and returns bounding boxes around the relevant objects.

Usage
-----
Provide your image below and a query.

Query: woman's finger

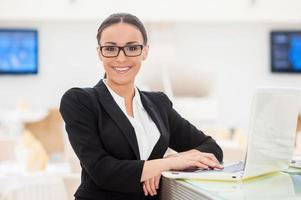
[198,155,220,168]
[203,152,219,163]
[192,161,209,169]
[145,179,154,196]
[150,177,157,195]
[202,153,223,169]
[143,182,148,196]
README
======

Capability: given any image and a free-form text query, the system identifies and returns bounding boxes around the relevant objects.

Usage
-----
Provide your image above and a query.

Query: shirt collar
[133,87,144,109]
[102,79,144,109]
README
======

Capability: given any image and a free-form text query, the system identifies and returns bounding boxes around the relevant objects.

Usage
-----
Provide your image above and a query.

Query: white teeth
[113,67,130,71]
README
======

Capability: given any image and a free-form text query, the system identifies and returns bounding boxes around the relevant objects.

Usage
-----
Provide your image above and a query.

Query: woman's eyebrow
[103,42,117,45]
[102,41,140,45]
[126,41,140,45]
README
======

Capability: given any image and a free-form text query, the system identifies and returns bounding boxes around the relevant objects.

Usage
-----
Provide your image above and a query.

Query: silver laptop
[162,88,301,181]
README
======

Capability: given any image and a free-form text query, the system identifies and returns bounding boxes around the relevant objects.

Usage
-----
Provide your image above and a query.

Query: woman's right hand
[165,149,223,171]
[140,150,223,183]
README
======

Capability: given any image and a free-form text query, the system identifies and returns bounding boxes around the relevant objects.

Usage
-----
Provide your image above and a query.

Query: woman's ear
[97,46,103,61]
[142,45,149,60]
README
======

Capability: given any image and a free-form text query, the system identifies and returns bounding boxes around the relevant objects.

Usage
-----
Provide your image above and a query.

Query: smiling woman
[59,13,223,200]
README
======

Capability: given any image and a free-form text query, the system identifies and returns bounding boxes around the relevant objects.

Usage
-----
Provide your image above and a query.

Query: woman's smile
[112,66,132,74]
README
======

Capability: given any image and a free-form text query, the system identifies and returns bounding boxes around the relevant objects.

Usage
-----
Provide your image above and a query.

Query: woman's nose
[116,49,127,62]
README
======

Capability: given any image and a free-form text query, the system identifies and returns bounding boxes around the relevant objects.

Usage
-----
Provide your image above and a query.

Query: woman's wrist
[150,158,173,173]
[159,157,171,171]
[141,158,173,182]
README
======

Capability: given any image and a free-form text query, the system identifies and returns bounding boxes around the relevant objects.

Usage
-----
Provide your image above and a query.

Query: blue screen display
[0,29,38,74]
[271,31,301,73]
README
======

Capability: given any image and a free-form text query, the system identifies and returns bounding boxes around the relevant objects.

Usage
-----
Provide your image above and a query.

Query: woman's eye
[128,46,138,51]
[104,47,117,52]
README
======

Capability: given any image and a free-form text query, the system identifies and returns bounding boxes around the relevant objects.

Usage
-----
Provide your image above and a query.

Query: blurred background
[0,0,301,199]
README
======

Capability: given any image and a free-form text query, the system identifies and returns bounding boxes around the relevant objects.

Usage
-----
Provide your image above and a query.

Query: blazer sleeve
[60,88,144,194]
[160,93,223,162]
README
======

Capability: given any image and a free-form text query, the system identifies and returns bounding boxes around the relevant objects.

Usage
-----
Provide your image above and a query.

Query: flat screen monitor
[271,31,301,73]
[0,29,38,75]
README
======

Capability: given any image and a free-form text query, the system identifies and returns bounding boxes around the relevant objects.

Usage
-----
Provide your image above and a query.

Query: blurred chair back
[24,108,64,157]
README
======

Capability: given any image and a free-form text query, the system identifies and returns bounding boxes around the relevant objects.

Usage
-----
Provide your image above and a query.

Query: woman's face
[98,23,148,86]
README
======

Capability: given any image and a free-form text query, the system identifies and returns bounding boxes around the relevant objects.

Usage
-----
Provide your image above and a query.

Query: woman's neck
[105,79,135,100]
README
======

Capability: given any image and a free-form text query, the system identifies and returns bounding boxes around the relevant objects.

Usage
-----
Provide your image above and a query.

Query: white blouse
[103,80,160,160]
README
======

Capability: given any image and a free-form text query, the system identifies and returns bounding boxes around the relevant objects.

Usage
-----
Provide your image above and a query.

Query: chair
[24,108,65,158]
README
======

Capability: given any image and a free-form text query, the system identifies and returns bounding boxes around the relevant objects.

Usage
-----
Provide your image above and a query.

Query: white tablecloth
[0,162,71,200]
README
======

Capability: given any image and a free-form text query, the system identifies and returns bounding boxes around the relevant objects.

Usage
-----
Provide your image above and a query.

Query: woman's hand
[165,149,223,171]
[142,175,161,196]
[140,149,223,183]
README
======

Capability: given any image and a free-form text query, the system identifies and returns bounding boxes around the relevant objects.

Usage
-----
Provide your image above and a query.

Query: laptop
[162,87,301,181]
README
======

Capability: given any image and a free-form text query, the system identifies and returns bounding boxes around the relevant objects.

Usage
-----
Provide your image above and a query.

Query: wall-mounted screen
[0,29,38,75]
[271,31,301,73]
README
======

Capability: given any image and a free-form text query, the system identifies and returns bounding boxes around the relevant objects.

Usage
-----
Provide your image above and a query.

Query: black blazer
[59,79,223,200]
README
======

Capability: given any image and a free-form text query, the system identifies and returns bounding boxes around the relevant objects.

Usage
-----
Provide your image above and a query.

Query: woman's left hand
[143,174,161,196]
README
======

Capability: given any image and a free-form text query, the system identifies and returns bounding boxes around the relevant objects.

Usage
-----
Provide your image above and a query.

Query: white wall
[1,0,301,22]
[0,20,300,131]
[0,20,102,109]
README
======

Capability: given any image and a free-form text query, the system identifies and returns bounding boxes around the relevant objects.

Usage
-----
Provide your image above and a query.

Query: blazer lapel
[94,80,141,159]
[139,91,170,160]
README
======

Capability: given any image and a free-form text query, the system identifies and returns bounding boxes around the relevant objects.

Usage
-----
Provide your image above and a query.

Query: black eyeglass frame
[99,45,144,58]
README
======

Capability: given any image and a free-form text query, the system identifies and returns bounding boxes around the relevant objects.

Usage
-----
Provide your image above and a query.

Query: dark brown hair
[96,13,148,46]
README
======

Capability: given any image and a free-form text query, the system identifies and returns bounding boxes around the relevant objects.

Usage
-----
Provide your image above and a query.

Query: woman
[60,13,223,200]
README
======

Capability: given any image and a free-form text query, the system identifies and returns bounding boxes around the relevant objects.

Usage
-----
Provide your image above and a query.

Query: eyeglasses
[99,45,144,58]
